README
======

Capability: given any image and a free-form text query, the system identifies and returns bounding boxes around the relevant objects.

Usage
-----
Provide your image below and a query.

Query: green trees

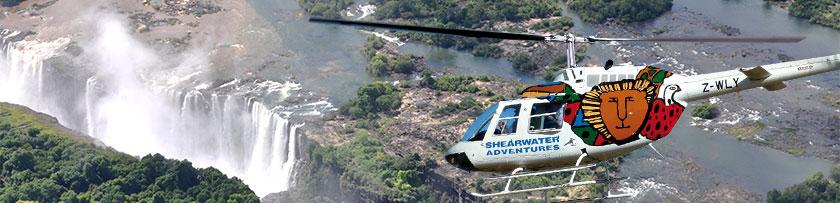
[365,0,562,59]
[530,17,575,33]
[0,103,258,203]
[566,0,673,24]
[366,54,415,76]
[512,53,538,72]
[367,55,390,77]
[788,0,840,29]
[471,44,504,58]
[338,82,402,119]
[303,134,438,202]
[361,36,417,76]
[691,103,720,119]
[298,0,353,18]
[767,166,840,203]
[361,36,386,60]
[431,97,480,118]
[421,75,481,93]
[371,0,562,28]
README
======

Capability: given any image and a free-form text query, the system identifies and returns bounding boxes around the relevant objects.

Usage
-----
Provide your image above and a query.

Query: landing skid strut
[471,153,632,202]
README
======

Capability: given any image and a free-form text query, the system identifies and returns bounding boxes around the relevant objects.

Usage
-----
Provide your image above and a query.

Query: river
[246,0,838,201]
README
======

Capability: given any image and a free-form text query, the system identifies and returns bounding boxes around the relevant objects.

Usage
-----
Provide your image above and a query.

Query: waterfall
[1,26,307,197]
[0,34,81,129]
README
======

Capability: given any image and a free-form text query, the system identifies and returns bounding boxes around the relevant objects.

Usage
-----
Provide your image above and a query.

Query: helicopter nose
[444,152,477,171]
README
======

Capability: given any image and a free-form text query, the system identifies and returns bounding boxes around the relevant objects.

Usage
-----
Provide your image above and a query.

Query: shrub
[530,17,574,33]
[767,169,840,203]
[512,53,537,72]
[338,82,402,119]
[298,0,353,18]
[430,97,480,118]
[471,44,504,58]
[691,103,720,119]
[567,0,673,24]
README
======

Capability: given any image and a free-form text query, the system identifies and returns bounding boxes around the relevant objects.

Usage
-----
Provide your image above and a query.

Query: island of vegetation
[690,103,720,119]
[0,102,258,203]
[299,0,583,77]
[361,36,421,77]
[564,0,673,24]
[767,164,840,203]
[368,0,570,62]
[298,0,353,18]
[787,0,840,29]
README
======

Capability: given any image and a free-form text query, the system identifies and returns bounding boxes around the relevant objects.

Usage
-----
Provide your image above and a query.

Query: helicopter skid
[471,180,594,197]
[471,171,631,199]
[557,193,634,203]
[470,176,630,198]
[485,164,597,180]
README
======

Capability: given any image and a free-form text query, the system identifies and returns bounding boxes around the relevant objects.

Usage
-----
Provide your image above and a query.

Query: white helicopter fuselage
[445,54,840,173]
[449,98,655,172]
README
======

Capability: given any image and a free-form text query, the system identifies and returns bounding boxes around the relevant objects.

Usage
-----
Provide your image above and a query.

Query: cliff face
[0,102,260,202]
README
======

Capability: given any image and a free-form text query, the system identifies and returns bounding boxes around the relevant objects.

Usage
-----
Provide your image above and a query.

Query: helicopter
[309,17,840,201]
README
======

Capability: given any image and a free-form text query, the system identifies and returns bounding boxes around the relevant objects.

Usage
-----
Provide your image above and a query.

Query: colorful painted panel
[520,66,684,146]
[519,82,567,98]
[581,80,656,145]
[641,85,684,140]
[636,66,673,94]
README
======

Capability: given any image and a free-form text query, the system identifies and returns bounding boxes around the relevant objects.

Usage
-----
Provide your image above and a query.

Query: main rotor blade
[309,17,549,41]
[587,36,805,43]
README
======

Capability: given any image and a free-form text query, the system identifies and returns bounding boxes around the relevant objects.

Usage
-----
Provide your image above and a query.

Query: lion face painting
[580,80,657,144]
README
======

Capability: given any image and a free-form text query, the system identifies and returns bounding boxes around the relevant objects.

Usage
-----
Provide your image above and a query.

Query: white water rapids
[0,16,313,197]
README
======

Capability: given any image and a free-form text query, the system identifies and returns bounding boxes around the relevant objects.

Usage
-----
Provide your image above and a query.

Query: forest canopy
[565,0,673,24]
[0,103,258,203]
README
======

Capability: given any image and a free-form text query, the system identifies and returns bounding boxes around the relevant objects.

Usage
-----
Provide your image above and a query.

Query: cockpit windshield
[461,103,498,142]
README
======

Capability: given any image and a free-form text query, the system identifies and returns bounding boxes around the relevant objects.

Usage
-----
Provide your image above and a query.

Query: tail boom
[675,54,840,102]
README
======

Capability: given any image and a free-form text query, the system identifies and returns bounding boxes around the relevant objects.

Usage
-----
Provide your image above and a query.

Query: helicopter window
[494,104,520,135]
[627,74,634,79]
[601,74,608,82]
[587,75,600,87]
[561,71,569,81]
[529,102,565,132]
[462,104,498,141]
[610,74,617,81]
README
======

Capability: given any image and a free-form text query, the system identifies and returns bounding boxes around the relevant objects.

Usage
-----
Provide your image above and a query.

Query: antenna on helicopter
[309,17,805,70]
[604,59,614,70]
